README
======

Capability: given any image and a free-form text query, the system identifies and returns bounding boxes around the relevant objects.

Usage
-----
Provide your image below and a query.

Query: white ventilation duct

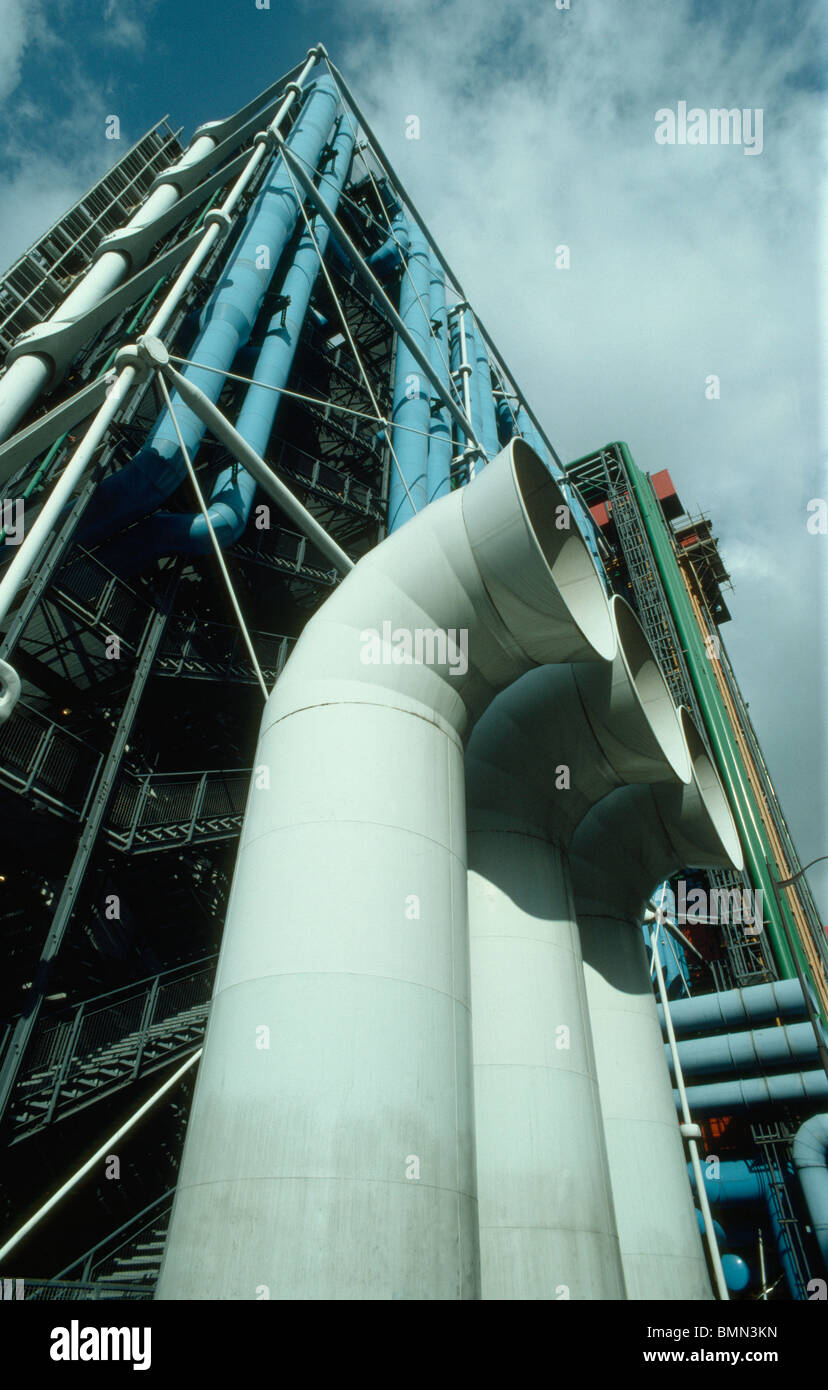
[155,440,614,1300]
[570,709,744,1300]
[465,596,690,1298]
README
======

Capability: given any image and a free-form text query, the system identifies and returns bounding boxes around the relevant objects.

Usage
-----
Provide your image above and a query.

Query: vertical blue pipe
[426,253,452,503]
[471,322,500,461]
[76,74,341,548]
[448,308,478,482]
[99,120,356,570]
[387,224,430,531]
[366,209,409,275]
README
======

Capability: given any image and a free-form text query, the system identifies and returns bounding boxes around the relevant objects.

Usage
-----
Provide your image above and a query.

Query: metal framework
[0,49,822,1302]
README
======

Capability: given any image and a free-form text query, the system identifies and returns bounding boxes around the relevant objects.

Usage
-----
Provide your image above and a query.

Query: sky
[0,0,825,914]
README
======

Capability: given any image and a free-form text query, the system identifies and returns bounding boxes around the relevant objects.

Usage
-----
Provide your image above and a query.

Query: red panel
[590,501,610,528]
[651,468,677,502]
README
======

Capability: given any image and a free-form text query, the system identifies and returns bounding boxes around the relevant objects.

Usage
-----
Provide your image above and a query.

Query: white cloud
[0,0,38,104]
[338,0,827,911]
[101,0,148,52]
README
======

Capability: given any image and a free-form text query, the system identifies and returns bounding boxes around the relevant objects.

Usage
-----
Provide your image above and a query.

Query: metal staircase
[0,708,251,849]
[105,767,250,852]
[24,1189,175,1300]
[2,958,213,1144]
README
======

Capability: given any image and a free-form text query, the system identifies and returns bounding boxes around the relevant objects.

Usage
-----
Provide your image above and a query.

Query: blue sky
[0,0,825,916]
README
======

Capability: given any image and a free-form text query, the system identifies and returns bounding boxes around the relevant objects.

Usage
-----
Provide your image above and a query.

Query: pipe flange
[253,129,278,153]
[285,81,304,100]
[203,208,233,234]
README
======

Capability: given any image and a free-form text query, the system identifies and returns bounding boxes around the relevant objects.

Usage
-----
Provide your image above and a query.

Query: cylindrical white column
[578,912,713,1299]
[570,715,743,1300]
[468,830,626,1299]
[159,699,479,1299]
[465,598,690,1300]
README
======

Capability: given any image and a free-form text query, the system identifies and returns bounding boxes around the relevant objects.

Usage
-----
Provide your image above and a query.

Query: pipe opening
[510,440,615,661]
[612,596,691,781]
[679,707,744,870]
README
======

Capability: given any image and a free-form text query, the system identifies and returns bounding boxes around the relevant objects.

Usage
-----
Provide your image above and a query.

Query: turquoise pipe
[387,223,431,530]
[99,118,355,570]
[470,317,499,460]
[689,1159,801,1298]
[677,1069,828,1115]
[425,252,452,503]
[660,978,813,1036]
[74,73,340,549]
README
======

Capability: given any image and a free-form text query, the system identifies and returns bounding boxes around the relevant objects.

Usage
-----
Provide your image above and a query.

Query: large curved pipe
[569,710,744,1300]
[509,402,605,580]
[661,978,816,1037]
[792,1114,828,1272]
[466,596,690,1300]
[155,440,614,1300]
[73,76,341,552]
[98,118,356,572]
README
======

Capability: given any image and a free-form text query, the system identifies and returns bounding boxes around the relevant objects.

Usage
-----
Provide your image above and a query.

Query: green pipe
[569,441,810,989]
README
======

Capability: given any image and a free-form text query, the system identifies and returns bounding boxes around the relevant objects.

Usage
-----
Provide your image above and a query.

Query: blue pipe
[470,319,499,460]
[689,1159,800,1297]
[644,882,690,997]
[792,1113,828,1271]
[447,306,486,480]
[676,1069,828,1116]
[425,252,452,503]
[671,1022,827,1081]
[661,978,814,1037]
[387,223,431,531]
[366,209,409,276]
[100,118,356,572]
[75,74,341,551]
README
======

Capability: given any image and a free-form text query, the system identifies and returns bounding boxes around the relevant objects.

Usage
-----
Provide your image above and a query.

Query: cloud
[101,0,149,52]
[0,0,38,104]
[338,0,827,911]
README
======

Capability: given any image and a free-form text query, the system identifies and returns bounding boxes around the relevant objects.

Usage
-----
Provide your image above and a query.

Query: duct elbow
[466,595,689,847]
[156,440,617,1298]
[270,438,615,735]
[570,708,743,921]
